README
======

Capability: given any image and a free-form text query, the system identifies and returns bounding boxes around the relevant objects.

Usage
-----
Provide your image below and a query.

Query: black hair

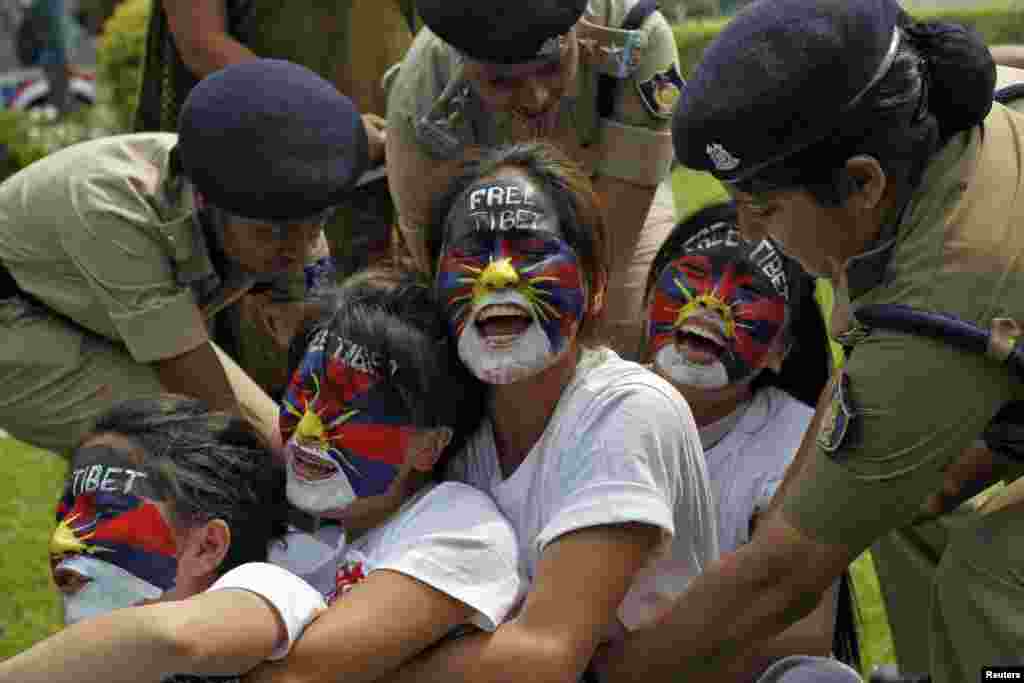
[742,11,995,207]
[833,571,862,672]
[427,141,610,345]
[90,395,289,575]
[286,265,487,478]
[644,201,830,406]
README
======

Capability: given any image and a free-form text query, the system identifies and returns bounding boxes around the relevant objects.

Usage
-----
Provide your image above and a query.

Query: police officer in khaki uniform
[135,0,414,269]
[593,2,1024,682]
[0,60,368,453]
[386,0,684,357]
[134,0,417,394]
[865,60,1024,680]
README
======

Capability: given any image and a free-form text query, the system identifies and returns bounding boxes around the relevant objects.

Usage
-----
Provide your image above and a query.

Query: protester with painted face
[236,266,523,683]
[0,59,368,453]
[646,204,796,398]
[1,269,522,683]
[0,395,313,682]
[598,2,1024,682]
[386,0,684,358]
[365,141,715,683]
[643,201,863,682]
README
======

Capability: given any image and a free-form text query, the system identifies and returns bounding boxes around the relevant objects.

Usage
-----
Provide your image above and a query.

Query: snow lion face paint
[436,172,586,384]
[52,446,177,624]
[280,329,413,514]
[647,221,788,389]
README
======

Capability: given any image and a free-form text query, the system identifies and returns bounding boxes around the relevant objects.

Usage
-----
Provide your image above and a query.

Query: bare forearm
[0,593,283,683]
[155,345,239,415]
[715,606,834,681]
[245,570,474,683]
[991,45,1024,71]
[162,0,258,79]
[0,607,179,683]
[179,32,257,77]
[602,552,816,683]
[381,625,582,683]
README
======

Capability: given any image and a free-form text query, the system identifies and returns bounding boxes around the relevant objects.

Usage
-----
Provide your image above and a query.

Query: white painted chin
[285,444,356,515]
[458,293,560,385]
[57,555,163,625]
[654,343,729,390]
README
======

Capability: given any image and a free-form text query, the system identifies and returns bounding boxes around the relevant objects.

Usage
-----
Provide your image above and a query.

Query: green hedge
[97,0,151,132]
[673,2,1024,78]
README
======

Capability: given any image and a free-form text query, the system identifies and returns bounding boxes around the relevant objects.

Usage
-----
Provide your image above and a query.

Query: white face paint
[653,342,730,390]
[457,289,567,385]
[56,555,164,625]
[285,441,358,514]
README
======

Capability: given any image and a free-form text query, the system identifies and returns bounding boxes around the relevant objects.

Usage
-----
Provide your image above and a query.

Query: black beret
[418,0,588,64]
[178,59,369,221]
[673,0,904,183]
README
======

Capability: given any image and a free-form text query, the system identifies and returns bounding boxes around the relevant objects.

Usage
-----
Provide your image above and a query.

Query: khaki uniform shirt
[0,133,250,364]
[386,0,681,271]
[783,102,1024,552]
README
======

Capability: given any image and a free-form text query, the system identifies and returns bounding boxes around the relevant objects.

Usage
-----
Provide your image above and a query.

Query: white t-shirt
[448,347,718,631]
[271,482,523,632]
[207,562,327,661]
[703,387,812,554]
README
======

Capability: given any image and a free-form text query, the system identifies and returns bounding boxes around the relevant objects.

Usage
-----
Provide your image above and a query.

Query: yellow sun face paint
[50,512,110,558]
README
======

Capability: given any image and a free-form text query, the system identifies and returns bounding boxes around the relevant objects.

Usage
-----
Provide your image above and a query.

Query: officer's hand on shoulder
[362,114,388,165]
[921,442,1010,518]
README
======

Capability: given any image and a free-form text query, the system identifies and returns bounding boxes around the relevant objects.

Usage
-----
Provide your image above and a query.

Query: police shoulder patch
[637,63,685,120]
[818,370,857,456]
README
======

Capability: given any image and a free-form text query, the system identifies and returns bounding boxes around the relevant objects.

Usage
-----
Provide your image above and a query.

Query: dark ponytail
[755,265,831,408]
[902,18,996,141]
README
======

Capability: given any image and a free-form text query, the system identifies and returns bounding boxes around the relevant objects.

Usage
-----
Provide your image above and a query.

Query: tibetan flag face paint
[280,330,414,514]
[647,221,788,389]
[436,173,586,384]
[52,446,177,624]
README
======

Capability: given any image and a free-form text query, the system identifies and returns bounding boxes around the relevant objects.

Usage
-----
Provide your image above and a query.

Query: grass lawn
[1,436,67,659]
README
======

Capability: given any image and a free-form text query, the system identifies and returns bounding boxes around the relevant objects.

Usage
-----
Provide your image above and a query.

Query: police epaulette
[855,304,1024,380]
[415,115,463,160]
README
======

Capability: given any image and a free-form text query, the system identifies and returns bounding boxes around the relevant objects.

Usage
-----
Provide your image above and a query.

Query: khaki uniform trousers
[871,488,1024,680]
[0,297,278,455]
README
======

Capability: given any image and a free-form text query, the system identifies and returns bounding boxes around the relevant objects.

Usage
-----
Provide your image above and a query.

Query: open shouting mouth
[674,318,729,366]
[475,303,535,348]
[289,444,339,482]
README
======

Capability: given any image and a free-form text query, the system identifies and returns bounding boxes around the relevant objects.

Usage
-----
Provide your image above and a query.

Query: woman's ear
[763,340,792,373]
[409,427,454,473]
[177,519,232,590]
[588,267,608,318]
[843,155,888,212]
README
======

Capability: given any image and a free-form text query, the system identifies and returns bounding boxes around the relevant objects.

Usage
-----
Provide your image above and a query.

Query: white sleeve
[756,474,786,514]
[368,483,523,632]
[754,390,814,513]
[535,382,687,554]
[208,562,327,661]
